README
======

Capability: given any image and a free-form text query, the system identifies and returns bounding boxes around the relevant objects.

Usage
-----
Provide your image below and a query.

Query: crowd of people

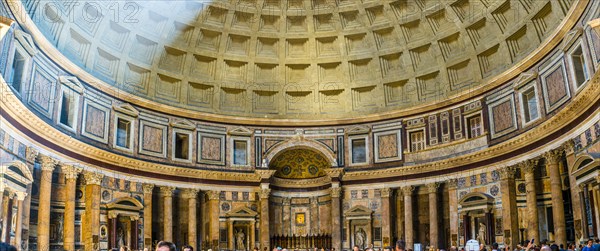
[2,238,598,251]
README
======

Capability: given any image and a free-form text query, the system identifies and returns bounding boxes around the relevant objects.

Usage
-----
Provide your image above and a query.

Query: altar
[270,234,332,250]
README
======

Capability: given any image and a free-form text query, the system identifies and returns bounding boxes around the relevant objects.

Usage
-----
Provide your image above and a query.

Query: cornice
[3,0,587,126]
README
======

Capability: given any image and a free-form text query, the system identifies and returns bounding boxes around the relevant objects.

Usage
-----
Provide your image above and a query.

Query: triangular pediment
[344,205,373,217]
[59,76,85,94]
[14,29,38,56]
[513,72,538,89]
[561,26,583,51]
[347,125,371,135]
[170,119,195,130]
[226,206,258,218]
[228,126,253,136]
[2,161,33,184]
[112,103,139,117]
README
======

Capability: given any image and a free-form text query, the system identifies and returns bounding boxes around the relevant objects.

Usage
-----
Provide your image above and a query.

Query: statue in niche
[477,223,486,246]
[117,226,126,248]
[355,228,366,250]
[236,229,246,250]
[55,215,64,242]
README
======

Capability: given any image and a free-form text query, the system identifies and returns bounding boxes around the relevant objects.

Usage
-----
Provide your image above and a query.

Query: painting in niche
[295,213,306,226]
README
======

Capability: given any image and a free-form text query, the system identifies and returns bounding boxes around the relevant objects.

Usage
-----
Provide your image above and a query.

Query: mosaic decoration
[480,173,487,184]
[232,192,238,201]
[586,129,593,145]
[470,175,477,186]
[221,202,231,212]
[243,192,249,201]
[595,123,600,138]
[458,177,466,188]
[489,185,499,197]
[370,201,378,211]
[269,149,328,179]
[361,190,368,199]
[491,170,500,182]
[101,190,111,201]
[495,218,503,235]
[459,191,468,199]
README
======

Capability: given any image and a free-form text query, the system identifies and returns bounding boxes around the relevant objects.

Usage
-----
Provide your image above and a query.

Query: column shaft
[546,150,567,246]
[15,194,25,251]
[207,191,220,250]
[331,187,342,251]
[62,165,80,251]
[188,193,198,250]
[403,186,414,250]
[83,172,103,250]
[427,184,439,250]
[260,188,271,249]
[228,220,234,250]
[381,188,392,247]
[448,180,459,247]
[283,198,291,236]
[523,162,540,245]
[250,221,256,249]
[37,156,56,251]
[143,184,154,248]
[160,187,175,242]
[396,191,405,242]
[1,192,10,243]
[500,167,519,249]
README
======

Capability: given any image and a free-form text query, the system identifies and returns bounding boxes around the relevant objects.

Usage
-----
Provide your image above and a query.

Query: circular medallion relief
[221,202,231,212]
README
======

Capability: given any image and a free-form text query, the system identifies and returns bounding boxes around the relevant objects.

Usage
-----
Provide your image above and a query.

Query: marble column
[0,191,10,243]
[545,149,567,246]
[564,140,584,242]
[427,183,439,250]
[260,188,271,249]
[499,167,519,249]
[250,220,256,249]
[402,186,414,250]
[331,186,342,251]
[160,186,176,242]
[228,219,235,250]
[283,198,291,236]
[83,171,104,250]
[207,190,221,250]
[37,155,57,251]
[62,165,81,251]
[448,179,459,247]
[311,196,319,234]
[183,188,199,250]
[396,190,405,242]
[142,184,154,248]
[0,185,4,221]
[521,160,539,245]
[15,192,26,251]
[381,188,392,247]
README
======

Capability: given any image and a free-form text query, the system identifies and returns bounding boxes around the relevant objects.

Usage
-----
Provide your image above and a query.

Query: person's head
[253,247,259,251]
[396,240,406,251]
[182,245,194,251]
[560,245,564,249]
[493,243,499,250]
[156,241,177,251]
[449,246,457,251]
[550,244,559,251]
[0,243,17,251]
[588,240,594,247]
[354,246,360,251]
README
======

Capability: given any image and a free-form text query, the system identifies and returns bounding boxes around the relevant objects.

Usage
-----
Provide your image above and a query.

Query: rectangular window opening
[351,138,366,164]
[59,90,77,128]
[468,116,482,138]
[174,132,189,160]
[10,51,26,93]
[233,140,248,165]
[522,87,539,123]
[571,46,588,88]
[116,118,131,149]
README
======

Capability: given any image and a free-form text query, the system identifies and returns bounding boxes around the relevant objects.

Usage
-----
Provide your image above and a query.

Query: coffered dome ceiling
[23,0,575,119]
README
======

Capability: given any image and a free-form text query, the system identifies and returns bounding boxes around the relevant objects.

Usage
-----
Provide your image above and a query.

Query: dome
[22,0,573,122]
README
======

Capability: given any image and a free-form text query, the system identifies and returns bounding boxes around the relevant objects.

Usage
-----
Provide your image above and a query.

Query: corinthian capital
[330,187,342,198]
[426,183,439,193]
[518,159,538,174]
[159,186,176,197]
[400,185,414,196]
[206,190,221,201]
[498,166,516,180]
[381,187,392,198]
[259,188,271,199]
[142,183,155,194]
[544,149,564,165]
[181,188,200,199]
[61,164,82,180]
[83,171,104,185]
[37,155,57,171]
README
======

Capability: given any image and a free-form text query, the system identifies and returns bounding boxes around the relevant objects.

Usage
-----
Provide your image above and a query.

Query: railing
[270,234,332,250]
